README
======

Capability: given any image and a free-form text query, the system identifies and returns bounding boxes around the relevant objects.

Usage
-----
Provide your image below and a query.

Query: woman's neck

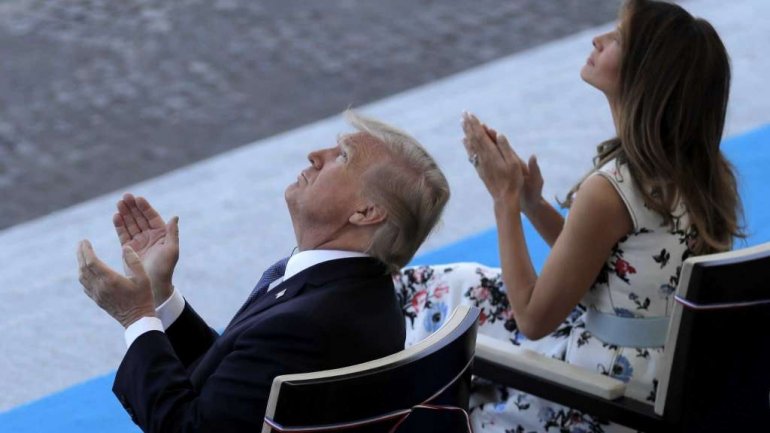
[606,93,621,133]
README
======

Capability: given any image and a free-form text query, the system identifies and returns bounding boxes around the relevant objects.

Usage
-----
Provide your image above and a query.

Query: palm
[113,194,179,305]
[124,226,176,285]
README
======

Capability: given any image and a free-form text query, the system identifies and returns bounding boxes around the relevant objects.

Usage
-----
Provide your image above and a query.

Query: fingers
[78,240,110,297]
[482,124,498,144]
[460,112,476,148]
[122,246,149,283]
[166,216,180,246]
[135,196,165,229]
[117,199,142,237]
[113,213,132,244]
[77,241,90,286]
[116,193,167,236]
[79,240,104,275]
[461,114,476,156]
[123,194,150,231]
[78,242,97,299]
[462,111,501,160]
[495,132,520,163]
[528,155,542,180]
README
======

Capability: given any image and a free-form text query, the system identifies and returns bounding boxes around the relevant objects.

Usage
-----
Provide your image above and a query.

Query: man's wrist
[156,287,185,329]
[124,316,164,348]
[120,309,157,329]
[153,282,175,307]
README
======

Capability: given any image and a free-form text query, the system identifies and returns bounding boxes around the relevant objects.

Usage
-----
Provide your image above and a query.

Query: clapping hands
[77,240,155,328]
[113,194,179,306]
[461,112,544,212]
[77,194,180,328]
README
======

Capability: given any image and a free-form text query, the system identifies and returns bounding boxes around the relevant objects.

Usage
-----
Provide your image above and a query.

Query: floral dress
[393,160,695,433]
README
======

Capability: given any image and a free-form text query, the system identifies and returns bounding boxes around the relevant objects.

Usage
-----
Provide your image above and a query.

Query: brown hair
[562,0,744,254]
[345,110,450,273]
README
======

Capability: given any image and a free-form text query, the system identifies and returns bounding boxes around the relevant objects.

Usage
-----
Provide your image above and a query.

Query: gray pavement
[0,0,623,230]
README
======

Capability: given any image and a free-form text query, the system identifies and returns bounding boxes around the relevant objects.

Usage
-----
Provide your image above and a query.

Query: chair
[474,242,770,432]
[261,305,480,433]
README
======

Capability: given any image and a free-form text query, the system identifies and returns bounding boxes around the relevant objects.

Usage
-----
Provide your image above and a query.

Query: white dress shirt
[124,249,369,348]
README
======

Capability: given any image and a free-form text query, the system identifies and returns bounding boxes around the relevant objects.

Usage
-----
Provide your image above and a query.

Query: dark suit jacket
[113,257,405,433]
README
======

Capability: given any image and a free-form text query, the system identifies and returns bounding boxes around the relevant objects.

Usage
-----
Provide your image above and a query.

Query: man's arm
[164,302,218,368]
[123,285,218,368]
[115,194,218,365]
[113,312,324,433]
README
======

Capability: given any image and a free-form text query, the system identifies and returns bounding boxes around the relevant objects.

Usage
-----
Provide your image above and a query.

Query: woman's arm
[522,197,564,247]
[496,174,631,339]
[478,123,564,247]
[461,112,631,339]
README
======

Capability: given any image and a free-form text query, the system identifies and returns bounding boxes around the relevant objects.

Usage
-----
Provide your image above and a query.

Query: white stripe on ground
[0,0,767,411]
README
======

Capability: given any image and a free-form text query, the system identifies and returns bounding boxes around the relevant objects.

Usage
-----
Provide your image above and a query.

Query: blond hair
[345,110,450,272]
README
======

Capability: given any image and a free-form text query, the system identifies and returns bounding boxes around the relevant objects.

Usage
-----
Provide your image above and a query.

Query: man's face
[285,132,388,248]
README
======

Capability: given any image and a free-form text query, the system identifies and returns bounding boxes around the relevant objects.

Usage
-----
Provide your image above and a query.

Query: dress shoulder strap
[591,159,646,230]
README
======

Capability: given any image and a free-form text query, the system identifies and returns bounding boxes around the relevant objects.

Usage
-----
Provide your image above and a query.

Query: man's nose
[307,151,321,169]
[307,149,330,169]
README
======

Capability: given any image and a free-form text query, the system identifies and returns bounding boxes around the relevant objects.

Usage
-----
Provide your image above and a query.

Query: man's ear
[349,203,387,226]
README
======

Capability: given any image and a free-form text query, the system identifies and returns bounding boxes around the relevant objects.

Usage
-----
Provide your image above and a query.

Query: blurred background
[1,0,767,432]
[0,0,623,230]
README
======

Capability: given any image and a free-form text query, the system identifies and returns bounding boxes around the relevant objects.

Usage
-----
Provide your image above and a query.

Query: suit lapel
[226,257,389,332]
[226,274,307,331]
[248,276,306,316]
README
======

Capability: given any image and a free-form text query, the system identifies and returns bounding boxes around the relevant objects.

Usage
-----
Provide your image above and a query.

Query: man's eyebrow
[338,135,356,156]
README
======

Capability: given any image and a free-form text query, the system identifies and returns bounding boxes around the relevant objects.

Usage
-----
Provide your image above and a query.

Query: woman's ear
[349,203,387,226]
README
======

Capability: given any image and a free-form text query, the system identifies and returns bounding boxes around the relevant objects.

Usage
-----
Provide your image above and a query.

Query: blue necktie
[251,256,290,300]
[234,256,290,317]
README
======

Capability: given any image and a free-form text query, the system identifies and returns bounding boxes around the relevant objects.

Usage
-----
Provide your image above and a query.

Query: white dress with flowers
[393,160,695,433]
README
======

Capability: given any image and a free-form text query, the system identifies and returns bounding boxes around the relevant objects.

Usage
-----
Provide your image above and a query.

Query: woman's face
[581,26,623,99]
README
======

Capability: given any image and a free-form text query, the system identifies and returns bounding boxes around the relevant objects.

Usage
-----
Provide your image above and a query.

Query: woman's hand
[520,154,544,214]
[461,112,527,207]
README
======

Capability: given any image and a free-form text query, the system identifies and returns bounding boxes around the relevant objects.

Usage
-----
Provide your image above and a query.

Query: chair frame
[474,242,770,432]
[262,305,480,433]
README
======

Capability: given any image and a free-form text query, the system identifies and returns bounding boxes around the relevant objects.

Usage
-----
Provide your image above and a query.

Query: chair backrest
[261,305,480,433]
[655,242,770,431]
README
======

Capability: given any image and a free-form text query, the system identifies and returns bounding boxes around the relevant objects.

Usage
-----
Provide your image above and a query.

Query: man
[77,111,450,433]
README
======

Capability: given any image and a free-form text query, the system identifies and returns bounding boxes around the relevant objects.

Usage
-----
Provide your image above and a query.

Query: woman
[456,0,743,431]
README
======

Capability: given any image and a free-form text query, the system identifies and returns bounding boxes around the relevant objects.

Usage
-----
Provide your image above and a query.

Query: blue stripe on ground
[1,124,768,432]
[722,124,770,248]
[0,372,137,433]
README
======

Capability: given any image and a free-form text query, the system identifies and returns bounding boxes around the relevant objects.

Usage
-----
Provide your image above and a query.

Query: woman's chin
[579,68,592,85]
[579,69,603,92]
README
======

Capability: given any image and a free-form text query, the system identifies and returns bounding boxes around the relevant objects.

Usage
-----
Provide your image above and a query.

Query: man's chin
[284,184,299,210]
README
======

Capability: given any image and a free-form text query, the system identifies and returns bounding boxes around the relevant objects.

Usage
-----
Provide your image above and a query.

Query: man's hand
[77,240,156,328]
[114,193,179,306]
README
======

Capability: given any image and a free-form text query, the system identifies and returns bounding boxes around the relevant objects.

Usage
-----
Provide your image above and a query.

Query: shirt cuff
[156,287,186,330]
[124,316,164,348]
